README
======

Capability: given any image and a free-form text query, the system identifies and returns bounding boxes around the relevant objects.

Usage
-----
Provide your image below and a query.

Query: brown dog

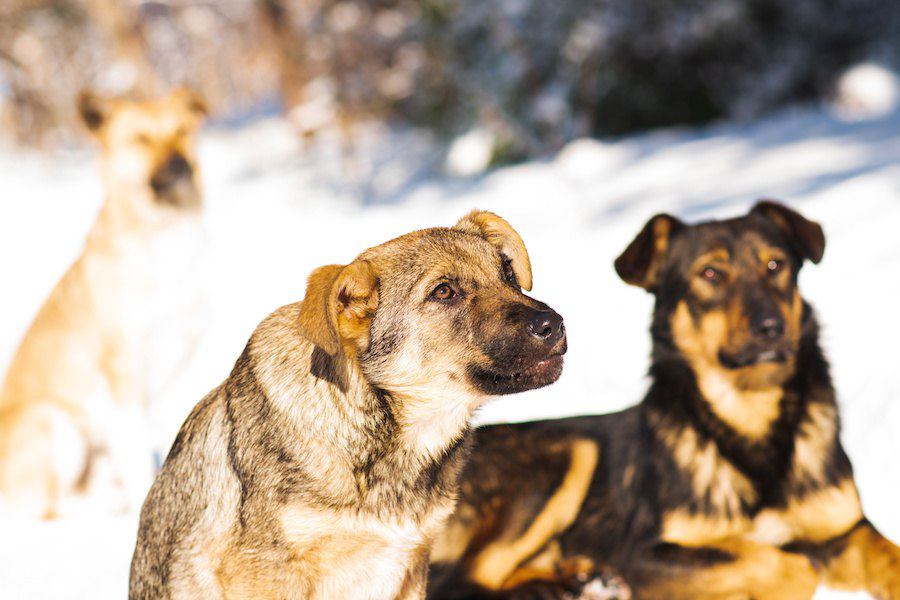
[0,89,207,518]
[129,211,568,599]
[428,201,900,599]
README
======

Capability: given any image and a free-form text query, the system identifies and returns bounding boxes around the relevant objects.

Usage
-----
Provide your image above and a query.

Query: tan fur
[656,414,757,518]
[752,480,862,546]
[822,522,900,597]
[0,90,207,518]
[641,538,819,600]
[455,210,533,291]
[661,511,750,548]
[792,401,838,483]
[470,439,599,590]
[429,503,480,565]
[662,479,862,551]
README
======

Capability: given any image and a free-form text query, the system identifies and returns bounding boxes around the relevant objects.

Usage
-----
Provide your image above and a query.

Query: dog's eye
[700,266,723,283]
[502,258,517,285]
[767,259,784,274]
[430,283,457,301]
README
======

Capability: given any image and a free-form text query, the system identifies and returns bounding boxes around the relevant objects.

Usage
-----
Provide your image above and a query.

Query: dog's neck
[90,177,199,246]
[228,304,470,517]
[644,306,839,496]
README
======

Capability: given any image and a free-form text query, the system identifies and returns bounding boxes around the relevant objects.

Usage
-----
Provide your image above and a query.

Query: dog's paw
[502,565,631,600]
[575,572,631,600]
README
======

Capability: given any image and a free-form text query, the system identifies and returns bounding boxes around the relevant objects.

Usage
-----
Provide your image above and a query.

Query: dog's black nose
[162,153,192,179]
[753,315,785,339]
[528,310,564,342]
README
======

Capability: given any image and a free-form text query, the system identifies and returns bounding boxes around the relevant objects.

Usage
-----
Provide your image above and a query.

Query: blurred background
[2,1,900,598]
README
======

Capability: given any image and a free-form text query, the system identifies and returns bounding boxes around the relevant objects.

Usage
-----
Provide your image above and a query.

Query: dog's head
[298,211,567,408]
[616,201,825,389]
[78,88,207,209]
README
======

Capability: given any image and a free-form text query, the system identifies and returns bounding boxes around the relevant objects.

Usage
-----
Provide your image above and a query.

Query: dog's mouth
[469,353,565,396]
[151,176,201,209]
[718,346,792,370]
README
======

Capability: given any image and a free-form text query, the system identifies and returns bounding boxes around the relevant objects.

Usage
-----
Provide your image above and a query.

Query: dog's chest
[278,504,430,599]
[132,219,208,392]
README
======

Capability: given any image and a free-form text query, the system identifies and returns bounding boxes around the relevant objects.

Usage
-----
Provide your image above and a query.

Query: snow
[829,63,900,122]
[1,103,899,599]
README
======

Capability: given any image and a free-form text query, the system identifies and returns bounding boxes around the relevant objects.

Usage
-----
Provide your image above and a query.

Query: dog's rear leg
[811,519,900,599]
[632,540,819,600]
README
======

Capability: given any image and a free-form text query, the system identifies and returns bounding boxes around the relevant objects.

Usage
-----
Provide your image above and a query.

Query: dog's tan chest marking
[276,503,430,599]
[469,438,599,590]
[696,369,783,441]
[671,303,784,440]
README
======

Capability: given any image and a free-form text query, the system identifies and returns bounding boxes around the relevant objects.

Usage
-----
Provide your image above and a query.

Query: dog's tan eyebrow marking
[755,244,789,263]
[692,248,731,269]
[467,438,599,590]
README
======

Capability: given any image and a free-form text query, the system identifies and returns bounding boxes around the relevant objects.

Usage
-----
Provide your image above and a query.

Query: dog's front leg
[397,547,430,600]
[632,539,819,600]
[811,519,900,599]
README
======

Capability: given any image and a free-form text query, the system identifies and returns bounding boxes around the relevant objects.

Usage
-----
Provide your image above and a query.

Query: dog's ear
[77,90,111,133]
[170,87,208,118]
[615,214,684,291]
[298,261,379,356]
[751,200,825,264]
[455,210,533,291]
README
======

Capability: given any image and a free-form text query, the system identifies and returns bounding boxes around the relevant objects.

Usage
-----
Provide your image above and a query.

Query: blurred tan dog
[0,89,208,518]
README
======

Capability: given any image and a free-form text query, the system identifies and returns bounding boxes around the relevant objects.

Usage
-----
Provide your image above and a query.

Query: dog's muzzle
[468,307,567,395]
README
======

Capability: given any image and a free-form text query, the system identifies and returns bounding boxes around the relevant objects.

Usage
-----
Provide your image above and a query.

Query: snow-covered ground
[1,102,899,599]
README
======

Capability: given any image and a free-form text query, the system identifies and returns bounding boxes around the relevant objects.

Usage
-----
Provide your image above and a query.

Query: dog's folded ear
[170,87,208,118]
[615,214,684,291]
[455,210,533,291]
[298,261,379,356]
[77,90,111,132]
[751,200,825,264]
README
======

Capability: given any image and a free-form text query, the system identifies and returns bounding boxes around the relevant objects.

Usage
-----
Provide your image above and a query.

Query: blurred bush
[2,0,899,156]
[0,0,278,146]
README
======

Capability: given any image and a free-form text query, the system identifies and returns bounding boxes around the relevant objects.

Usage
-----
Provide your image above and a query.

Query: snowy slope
[1,105,899,599]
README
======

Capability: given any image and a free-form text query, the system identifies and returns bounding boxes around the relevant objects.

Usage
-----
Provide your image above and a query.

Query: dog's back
[130,387,236,598]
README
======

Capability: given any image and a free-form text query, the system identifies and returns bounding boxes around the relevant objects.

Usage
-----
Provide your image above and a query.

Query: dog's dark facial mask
[616,200,825,390]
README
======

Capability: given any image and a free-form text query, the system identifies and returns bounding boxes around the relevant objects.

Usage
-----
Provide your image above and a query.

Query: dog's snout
[752,314,785,339]
[163,153,192,179]
[527,310,564,342]
[151,152,194,196]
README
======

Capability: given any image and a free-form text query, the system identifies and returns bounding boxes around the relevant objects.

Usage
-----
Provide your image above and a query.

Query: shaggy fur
[129,211,568,599]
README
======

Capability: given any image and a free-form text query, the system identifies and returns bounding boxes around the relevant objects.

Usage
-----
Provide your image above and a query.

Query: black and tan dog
[129,211,568,599]
[429,201,900,600]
